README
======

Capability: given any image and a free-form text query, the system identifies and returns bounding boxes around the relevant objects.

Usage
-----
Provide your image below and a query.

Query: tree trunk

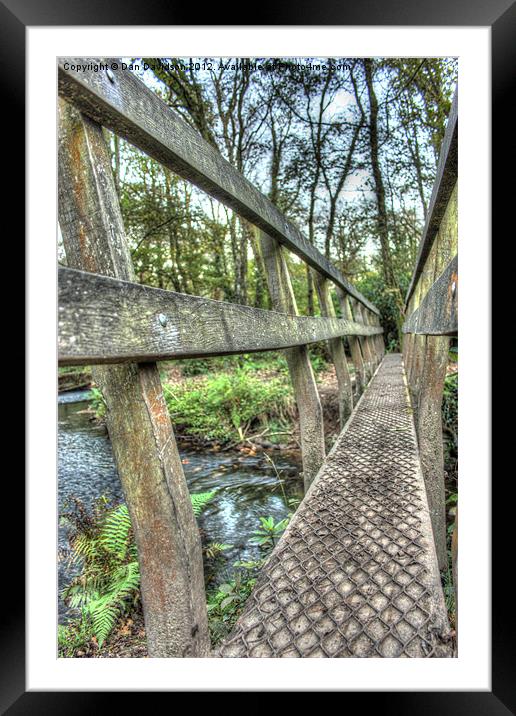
[363,59,404,342]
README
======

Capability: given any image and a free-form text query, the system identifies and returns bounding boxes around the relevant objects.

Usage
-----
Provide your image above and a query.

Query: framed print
[5,0,510,709]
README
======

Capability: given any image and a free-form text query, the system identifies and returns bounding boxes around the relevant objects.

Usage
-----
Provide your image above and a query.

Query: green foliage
[60,490,216,652]
[250,515,289,548]
[204,542,232,560]
[163,369,293,443]
[206,510,290,643]
[356,271,410,351]
[442,552,456,622]
[206,561,263,644]
[190,490,216,516]
[175,352,290,378]
[58,612,94,657]
[89,387,106,418]
[442,371,458,482]
[61,499,139,648]
[308,345,330,374]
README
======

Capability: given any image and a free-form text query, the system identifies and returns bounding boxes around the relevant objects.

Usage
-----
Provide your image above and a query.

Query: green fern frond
[62,489,219,649]
[87,560,140,647]
[100,504,133,559]
[190,490,216,516]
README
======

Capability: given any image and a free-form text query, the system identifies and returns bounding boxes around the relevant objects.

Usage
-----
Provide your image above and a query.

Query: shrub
[89,387,106,418]
[355,271,410,351]
[206,560,262,644]
[163,369,293,443]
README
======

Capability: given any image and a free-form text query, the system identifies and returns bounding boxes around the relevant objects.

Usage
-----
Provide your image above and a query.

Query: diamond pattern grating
[218,354,453,658]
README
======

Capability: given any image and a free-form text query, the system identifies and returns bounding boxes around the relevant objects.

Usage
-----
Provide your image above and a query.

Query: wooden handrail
[402,255,458,336]
[405,88,458,306]
[58,266,382,366]
[58,58,379,316]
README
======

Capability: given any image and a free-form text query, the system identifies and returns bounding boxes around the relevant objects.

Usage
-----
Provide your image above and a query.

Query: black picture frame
[6,0,509,710]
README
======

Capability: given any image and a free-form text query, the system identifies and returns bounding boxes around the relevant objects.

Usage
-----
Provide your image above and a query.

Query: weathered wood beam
[58,58,379,315]
[402,255,458,336]
[405,183,458,569]
[414,183,458,572]
[58,267,382,366]
[372,313,385,359]
[58,99,210,657]
[314,273,353,427]
[405,88,458,306]
[404,278,424,402]
[256,230,325,492]
[364,309,382,368]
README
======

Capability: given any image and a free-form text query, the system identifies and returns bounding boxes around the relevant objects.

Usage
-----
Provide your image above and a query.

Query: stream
[58,390,303,623]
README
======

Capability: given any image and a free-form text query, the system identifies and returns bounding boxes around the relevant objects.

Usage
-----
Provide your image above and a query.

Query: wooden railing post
[58,99,210,657]
[372,313,385,359]
[352,299,374,380]
[336,288,366,397]
[415,182,458,570]
[405,280,425,417]
[364,309,381,369]
[313,273,353,427]
[256,230,325,491]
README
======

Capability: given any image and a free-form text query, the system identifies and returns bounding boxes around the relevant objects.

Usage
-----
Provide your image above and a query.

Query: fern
[190,490,216,516]
[100,504,135,560]
[61,490,217,649]
[62,499,140,648]
[88,561,140,647]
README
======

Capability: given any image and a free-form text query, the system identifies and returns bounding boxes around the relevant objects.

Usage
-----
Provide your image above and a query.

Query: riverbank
[58,352,458,657]
[60,352,345,453]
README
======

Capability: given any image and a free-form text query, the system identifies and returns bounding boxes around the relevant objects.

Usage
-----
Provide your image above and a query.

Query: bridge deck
[219,354,452,657]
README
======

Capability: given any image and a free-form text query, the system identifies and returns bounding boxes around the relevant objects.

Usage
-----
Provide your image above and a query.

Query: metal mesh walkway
[219,354,452,658]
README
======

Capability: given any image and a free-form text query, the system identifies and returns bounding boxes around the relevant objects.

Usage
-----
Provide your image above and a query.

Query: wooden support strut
[58,99,210,657]
[313,272,353,428]
[375,313,385,358]
[337,288,366,397]
[256,230,325,492]
[402,255,458,336]
[406,280,426,419]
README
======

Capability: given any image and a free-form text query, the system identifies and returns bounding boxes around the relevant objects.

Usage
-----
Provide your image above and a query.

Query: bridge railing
[402,87,458,573]
[57,58,384,657]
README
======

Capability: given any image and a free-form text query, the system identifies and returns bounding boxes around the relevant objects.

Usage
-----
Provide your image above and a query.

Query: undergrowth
[59,490,216,655]
[59,491,291,655]
[163,369,294,444]
[442,367,458,630]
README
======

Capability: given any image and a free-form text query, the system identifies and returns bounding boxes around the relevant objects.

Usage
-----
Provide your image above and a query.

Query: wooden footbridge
[57,59,458,658]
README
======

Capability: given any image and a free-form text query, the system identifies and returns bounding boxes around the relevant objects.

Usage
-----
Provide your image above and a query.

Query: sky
[107,57,455,265]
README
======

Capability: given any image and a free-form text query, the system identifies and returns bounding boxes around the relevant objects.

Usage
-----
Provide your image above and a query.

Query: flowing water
[58,391,303,623]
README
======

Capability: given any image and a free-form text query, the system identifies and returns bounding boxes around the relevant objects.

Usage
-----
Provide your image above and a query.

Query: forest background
[59,56,458,349]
